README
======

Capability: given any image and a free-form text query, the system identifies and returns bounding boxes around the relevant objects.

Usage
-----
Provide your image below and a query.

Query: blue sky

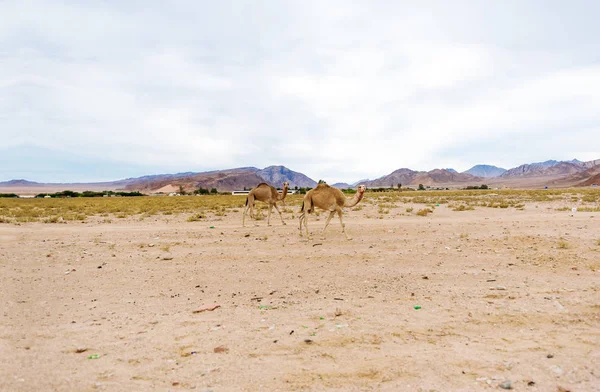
[1,1,599,183]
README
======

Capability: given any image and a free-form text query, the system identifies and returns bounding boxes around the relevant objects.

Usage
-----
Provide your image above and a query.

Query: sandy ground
[1,201,599,391]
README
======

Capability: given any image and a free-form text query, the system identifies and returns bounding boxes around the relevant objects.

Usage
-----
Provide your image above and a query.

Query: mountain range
[1,159,598,194]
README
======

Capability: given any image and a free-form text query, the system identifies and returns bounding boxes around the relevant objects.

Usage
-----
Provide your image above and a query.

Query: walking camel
[242,182,289,226]
[299,183,366,240]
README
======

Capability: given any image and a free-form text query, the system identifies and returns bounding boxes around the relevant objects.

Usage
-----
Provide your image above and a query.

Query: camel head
[357,185,366,194]
[282,181,289,190]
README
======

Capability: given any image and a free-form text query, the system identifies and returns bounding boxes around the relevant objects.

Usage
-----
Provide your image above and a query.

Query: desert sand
[1,200,599,391]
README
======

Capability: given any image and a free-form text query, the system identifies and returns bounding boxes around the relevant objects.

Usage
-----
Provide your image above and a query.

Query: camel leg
[273,203,286,225]
[337,209,351,240]
[299,212,310,239]
[242,201,252,227]
[298,212,305,236]
[321,210,336,237]
[267,205,273,226]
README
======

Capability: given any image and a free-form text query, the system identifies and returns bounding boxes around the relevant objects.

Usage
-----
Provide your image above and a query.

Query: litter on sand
[193,304,221,313]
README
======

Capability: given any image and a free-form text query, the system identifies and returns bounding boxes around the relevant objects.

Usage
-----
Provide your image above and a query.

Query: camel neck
[279,187,288,200]
[344,190,364,207]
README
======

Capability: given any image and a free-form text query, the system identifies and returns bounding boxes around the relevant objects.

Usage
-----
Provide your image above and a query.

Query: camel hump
[256,182,270,188]
[316,183,330,189]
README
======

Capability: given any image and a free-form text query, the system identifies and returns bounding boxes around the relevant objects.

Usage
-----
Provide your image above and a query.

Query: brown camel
[242,182,289,226]
[299,183,366,240]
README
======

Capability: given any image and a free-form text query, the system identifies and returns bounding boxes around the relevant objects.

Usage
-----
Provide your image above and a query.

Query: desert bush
[577,207,600,212]
[416,208,433,216]
[453,204,475,211]
[187,213,205,222]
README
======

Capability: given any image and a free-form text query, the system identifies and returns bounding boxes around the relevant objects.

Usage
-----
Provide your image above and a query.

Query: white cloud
[0,1,599,182]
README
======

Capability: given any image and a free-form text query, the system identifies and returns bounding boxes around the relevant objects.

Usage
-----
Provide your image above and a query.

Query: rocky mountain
[331,182,352,189]
[445,168,458,173]
[551,162,600,186]
[580,173,600,186]
[0,179,43,187]
[122,168,266,193]
[253,165,317,188]
[530,159,582,168]
[463,164,506,178]
[4,158,599,195]
[364,168,419,188]
[413,169,482,186]
[365,168,482,188]
[118,165,318,192]
[501,161,587,178]
[580,159,600,169]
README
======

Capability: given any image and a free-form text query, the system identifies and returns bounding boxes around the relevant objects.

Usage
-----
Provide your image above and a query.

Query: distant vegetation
[35,190,145,198]
[193,187,219,195]
[0,193,19,198]
[0,188,598,224]
[367,187,417,192]
[464,184,489,190]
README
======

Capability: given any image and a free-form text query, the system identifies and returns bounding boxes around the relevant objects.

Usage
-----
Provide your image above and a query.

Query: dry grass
[452,204,475,211]
[416,208,433,217]
[1,188,598,223]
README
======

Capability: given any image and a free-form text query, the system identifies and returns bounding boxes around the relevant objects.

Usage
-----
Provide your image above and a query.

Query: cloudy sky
[1,1,599,183]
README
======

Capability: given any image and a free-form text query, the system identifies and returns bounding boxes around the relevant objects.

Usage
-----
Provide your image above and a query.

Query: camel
[242,182,289,226]
[299,183,366,240]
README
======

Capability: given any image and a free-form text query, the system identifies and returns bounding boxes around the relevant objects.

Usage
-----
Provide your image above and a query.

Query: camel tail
[245,196,249,206]
[300,197,313,214]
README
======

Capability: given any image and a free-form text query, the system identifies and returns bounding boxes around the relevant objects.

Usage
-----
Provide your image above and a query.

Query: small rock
[550,365,563,376]
[213,345,228,354]
[500,380,513,389]
[304,339,313,344]
[547,353,554,358]
[162,256,174,260]
[496,286,507,290]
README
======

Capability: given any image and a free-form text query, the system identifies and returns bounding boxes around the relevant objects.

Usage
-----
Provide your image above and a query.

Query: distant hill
[463,164,506,178]
[529,159,582,168]
[501,161,585,178]
[553,162,600,186]
[331,182,352,189]
[351,179,369,187]
[254,165,317,188]
[445,168,458,173]
[3,158,599,194]
[122,168,267,193]
[119,165,318,193]
[580,173,600,186]
[365,168,481,188]
[413,169,482,186]
[364,168,419,188]
[0,179,43,187]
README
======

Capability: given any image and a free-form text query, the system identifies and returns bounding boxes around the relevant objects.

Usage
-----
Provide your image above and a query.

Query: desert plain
[1,189,599,391]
